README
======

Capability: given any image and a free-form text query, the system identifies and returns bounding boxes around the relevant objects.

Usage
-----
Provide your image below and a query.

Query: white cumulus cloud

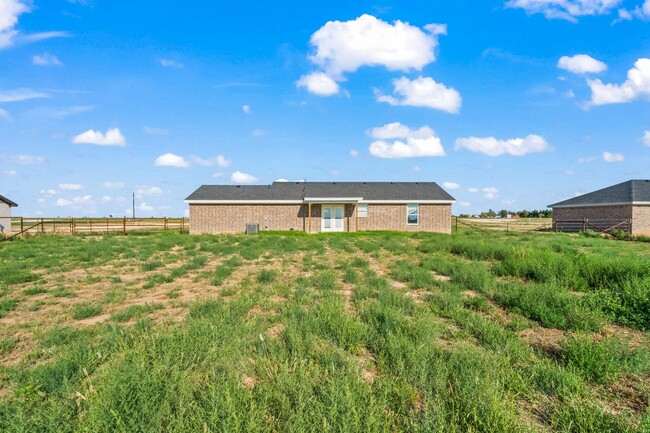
[73,128,126,146]
[154,153,190,168]
[242,104,251,114]
[135,186,163,198]
[59,183,83,191]
[368,122,446,159]
[603,151,624,162]
[33,53,62,66]
[588,58,650,106]
[482,187,499,199]
[190,155,231,168]
[309,14,443,76]
[377,76,461,113]
[296,72,340,96]
[10,154,44,164]
[102,182,125,189]
[557,54,607,74]
[468,188,479,193]
[442,182,461,190]
[54,198,72,207]
[644,130,650,146]
[160,59,184,68]
[3,169,17,176]
[505,0,622,22]
[231,170,259,184]
[455,134,550,156]
[349,149,359,157]
[0,0,29,49]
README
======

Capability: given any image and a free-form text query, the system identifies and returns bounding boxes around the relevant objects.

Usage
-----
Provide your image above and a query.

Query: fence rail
[5,217,188,239]
[552,218,631,234]
[454,217,552,233]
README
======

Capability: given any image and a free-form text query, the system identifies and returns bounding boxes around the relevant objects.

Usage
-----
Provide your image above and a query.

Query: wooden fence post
[20,217,24,233]
[455,216,458,233]
[582,218,586,233]
[72,218,75,235]
[164,217,168,231]
[106,219,109,233]
[89,219,93,234]
[53,218,56,234]
[123,217,127,236]
[40,218,44,233]
[181,218,185,234]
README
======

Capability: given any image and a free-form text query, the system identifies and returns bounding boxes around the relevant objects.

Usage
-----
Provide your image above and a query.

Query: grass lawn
[0,230,648,432]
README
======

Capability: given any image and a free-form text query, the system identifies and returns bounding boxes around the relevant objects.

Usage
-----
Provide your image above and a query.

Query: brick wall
[190,203,452,234]
[631,205,650,235]
[358,203,451,233]
[0,202,10,233]
[552,205,633,222]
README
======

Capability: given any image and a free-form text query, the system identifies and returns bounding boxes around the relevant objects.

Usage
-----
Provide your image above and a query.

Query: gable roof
[186,182,455,203]
[0,195,17,207]
[548,180,650,208]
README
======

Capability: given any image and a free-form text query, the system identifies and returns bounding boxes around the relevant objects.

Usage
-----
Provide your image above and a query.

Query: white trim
[186,199,456,205]
[357,203,368,218]
[186,200,304,204]
[361,200,455,204]
[549,201,650,209]
[304,197,362,203]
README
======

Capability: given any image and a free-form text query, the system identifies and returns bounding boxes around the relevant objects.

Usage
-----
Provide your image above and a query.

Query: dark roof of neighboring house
[0,195,17,207]
[548,180,650,208]
[186,182,455,202]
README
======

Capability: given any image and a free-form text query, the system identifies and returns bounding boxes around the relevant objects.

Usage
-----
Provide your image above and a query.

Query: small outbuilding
[186,181,455,234]
[548,180,650,235]
[0,195,18,233]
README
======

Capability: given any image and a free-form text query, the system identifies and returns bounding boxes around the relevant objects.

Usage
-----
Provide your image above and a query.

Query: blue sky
[1,0,649,217]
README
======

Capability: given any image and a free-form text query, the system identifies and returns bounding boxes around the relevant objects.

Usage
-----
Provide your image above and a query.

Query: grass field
[0,230,649,432]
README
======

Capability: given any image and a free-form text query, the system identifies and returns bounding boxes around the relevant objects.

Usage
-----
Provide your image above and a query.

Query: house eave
[549,201,650,209]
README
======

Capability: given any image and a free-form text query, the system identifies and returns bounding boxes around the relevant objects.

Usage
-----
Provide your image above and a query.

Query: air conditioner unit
[245,223,259,234]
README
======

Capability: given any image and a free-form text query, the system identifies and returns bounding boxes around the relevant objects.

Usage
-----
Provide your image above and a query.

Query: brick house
[0,195,17,233]
[185,182,455,234]
[548,179,650,235]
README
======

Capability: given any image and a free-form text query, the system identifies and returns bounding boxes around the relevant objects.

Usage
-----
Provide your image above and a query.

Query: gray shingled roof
[548,180,650,208]
[186,182,455,202]
[0,195,17,207]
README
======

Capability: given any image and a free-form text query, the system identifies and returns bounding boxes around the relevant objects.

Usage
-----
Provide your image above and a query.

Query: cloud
[578,155,598,163]
[458,201,471,207]
[0,108,8,119]
[588,58,650,106]
[603,151,624,162]
[455,134,550,156]
[468,188,479,193]
[231,171,259,183]
[10,154,44,164]
[616,0,650,21]
[102,182,125,189]
[28,105,93,118]
[73,128,126,146]
[100,195,112,204]
[0,87,48,102]
[644,130,650,146]
[59,183,83,191]
[0,0,29,49]
[308,14,443,77]
[505,0,622,22]
[19,31,71,44]
[349,149,359,157]
[442,182,461,190]
[189,155,231,167]
[139,202,154,212]
[154,153,190,168]
[368,122,446,159]
[242,104,251,114]
[160,59,184,68]
[3,169,17,176]
[296,72,340,96]
[144,126,171,136]
[557,54,607,74]
[482,187,499,199]
[377,76,462,113]
[54,198,72,207]
[135,186,163,198]
[33,53,62,66]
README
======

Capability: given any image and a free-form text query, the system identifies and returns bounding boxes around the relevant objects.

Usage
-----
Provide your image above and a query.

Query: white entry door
[322,206,344,232]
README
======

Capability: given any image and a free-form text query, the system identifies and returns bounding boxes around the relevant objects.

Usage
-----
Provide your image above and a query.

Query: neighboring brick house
[548,180,650,235]
[0,195,18,233]
[185,182,455,234]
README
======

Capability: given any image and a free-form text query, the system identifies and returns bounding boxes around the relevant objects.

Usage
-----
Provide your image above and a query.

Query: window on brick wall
[407,204,419,225]
[358,204,368,217]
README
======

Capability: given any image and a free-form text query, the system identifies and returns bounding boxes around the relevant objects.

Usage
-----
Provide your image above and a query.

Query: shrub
[71,302,103,320]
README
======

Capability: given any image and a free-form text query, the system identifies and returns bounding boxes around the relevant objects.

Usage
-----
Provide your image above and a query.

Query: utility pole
[132,192,135,220]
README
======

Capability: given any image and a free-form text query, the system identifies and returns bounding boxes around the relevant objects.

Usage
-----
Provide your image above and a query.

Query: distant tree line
[456,209,552,219]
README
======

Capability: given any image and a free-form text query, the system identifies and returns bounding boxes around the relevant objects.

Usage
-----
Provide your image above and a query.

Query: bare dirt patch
[266,323,285,339]
[432,272,451,282]
[519,327,566,354]
[242,375,257,389]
